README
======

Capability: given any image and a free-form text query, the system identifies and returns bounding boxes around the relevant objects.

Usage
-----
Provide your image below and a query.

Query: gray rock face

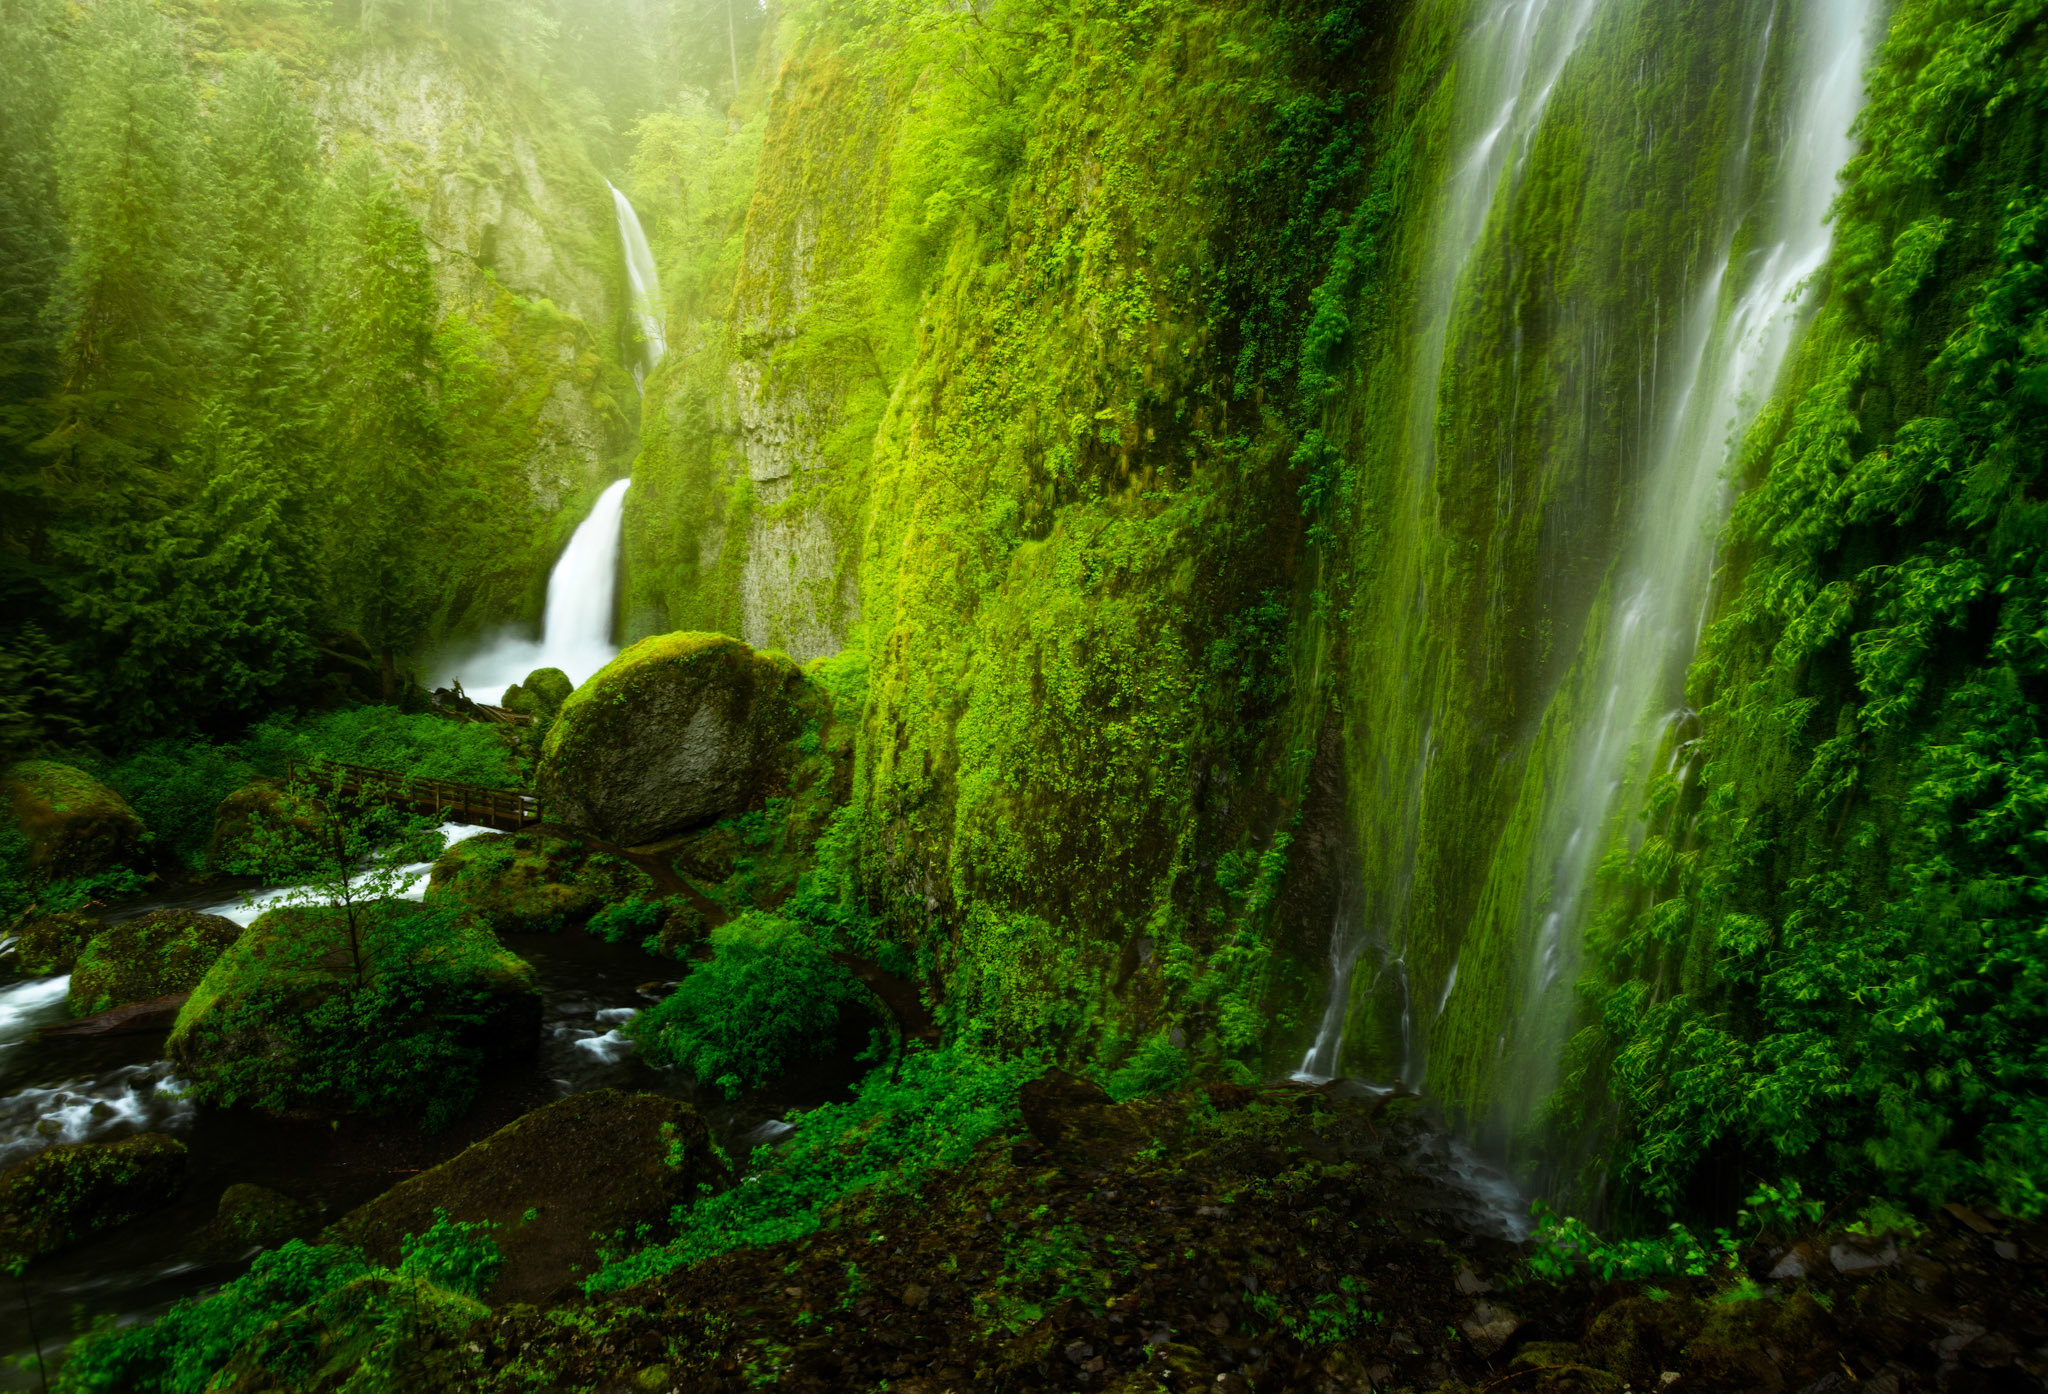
[536,633,813,845]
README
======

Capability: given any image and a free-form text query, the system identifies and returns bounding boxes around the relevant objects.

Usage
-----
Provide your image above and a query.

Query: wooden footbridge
[287,758,540,832]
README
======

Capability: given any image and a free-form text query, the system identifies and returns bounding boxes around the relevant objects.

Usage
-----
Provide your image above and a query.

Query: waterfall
[438,186,666,704]
[1508,0,1877,1115]
[609,180,667,387]
[1298,0,1607,1083]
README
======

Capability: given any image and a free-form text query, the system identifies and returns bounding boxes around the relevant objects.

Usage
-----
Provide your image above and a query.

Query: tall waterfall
[610,180,668,387]
[1508,0,1877,1118]
[1313,0,1879,1127]
[1297,0,1608,1084]
[438,187,666,703]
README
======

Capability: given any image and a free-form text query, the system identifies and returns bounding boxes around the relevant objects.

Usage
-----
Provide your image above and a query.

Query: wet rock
[1018,1068,1150,1166]
[5,760,146,882]
[1770,1243,1819,1280]
[423,827,654,934]
[0,1132,186,1267]
[39,991,189,1038]
[1830,1237,1901,1273]
[213,1182,313,1249]
[1455,1263,1494,1294]
[327,1089,726,1304]
[208,1270,487,1394]
[12,908,105,974]
[208,778,331,874]
[1463,1299,1522,1355]
[69,909,242,1016]
[536,632,815,846]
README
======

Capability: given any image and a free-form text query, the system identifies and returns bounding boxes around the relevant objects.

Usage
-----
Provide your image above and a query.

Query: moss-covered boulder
[68,909,243,1017]
[0,1132,187,1267]
[207,1271,487,1394]
[504,666,573,720]
[167,899,540,1124]
[536,633,815,845]
[327,1089,725,1304]
[212,1182,313,1250]
[423,828,655,933]
[207,778,331,875]
[13,909,105,974]
[5,760,146,882]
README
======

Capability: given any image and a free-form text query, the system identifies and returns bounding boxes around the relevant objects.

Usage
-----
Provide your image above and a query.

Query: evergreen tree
[0,622,97,767]
[60,405,313,740]
[318,154,450,692]
[40,0,204,499]
[0,0,68,557]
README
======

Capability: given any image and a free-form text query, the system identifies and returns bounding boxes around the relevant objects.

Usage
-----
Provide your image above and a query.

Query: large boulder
[0,1132,187,1268]
[536,633,815,846]
[69,909,244,1016]
[326,1089,725,1304]
[167,899,540,1125]
[13,909,106,974]
[423,828,654,934]
[5,760,146,882]
[208,777,331,875]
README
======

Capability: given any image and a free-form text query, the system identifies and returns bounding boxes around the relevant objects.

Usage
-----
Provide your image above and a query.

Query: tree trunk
[727,0,742,108]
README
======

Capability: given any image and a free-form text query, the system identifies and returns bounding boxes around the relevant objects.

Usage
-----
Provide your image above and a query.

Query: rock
[423,828,654,934]
[536,633,814,845]
[0,1132,186,1267]
[326,1089,726,1304]
[504,667,573,720]
[1830,1237,1900,1273]
[1456,1263,1495,1295]
[12,909,105,974]
[168,899,540,1121]
[207,1270,487,1394]
[1017,1068,1150,1166]
[213,1182,313,1249]
[1769,1243,1817,1280]
[39,992,189,1038]
[5,760,146,882]
[68,909,243,1017]
[208,778,331,875]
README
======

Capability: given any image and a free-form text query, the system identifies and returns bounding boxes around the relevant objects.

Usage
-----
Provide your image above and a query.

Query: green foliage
[55,1205,505,1394]
[587,895,668,945]
[1249,1275,1378,1347]
[628,911,865,1097]
[1104,1031,1192,1102]
[101,738,256,871]
[239,706,516,788]
[1524,1201,1726,1284]
[1589,0,2048,1218]
[585,1046,1033,1294]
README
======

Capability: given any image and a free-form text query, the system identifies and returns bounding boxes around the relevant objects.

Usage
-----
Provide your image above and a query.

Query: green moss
[68,909,243,1016]
[12,908,104,975]
[5,760,147,883]
[0,1132,186,1271]
[423,829,654,934]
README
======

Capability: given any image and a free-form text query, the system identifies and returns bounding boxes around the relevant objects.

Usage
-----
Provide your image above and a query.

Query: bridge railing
[287,758,539,832]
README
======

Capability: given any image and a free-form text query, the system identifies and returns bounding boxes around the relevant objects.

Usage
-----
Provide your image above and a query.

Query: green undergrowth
[584,1046,1035,1295]
[628,911,871,1097]
[55,1212,500,1394]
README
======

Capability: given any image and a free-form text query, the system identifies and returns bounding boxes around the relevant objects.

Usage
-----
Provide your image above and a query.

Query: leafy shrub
[102,737,255,870]
[56,1212,505,1394]
[586,1046,1034,1295]
[587,896,667,945]
[628,912,865,1097]
[1524,1200,1729,1283]
[1104,1031,1192,1101]
[240,705,514,787]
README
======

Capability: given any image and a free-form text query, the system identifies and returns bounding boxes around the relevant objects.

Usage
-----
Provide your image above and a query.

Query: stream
[0,830,867,1387]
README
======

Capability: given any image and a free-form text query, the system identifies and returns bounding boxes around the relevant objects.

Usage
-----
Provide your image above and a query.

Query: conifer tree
[0,0,67,555]
[60,405,313,739]
[318,154,450,693]
[41,0,204,497]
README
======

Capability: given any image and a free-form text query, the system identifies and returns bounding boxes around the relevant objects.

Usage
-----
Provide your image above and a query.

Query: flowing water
[1506,0,1877,1118]
[437,185,667,704]
[1299,0,1610,1084]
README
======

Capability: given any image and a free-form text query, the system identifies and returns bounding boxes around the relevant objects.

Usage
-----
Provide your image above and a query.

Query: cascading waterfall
[441,186,666,704]
[610,179,668,388]
[1296,0,1607,1083]
[1507,0,1876,1118]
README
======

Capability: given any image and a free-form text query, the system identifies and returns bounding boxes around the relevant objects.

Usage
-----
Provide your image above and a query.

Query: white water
[610,180,668,387]
[192,820,498,927]
[1297,0,1609,1085]
[441,185,665,706]
[435,478,633,705]
[1515,0,1877,1066]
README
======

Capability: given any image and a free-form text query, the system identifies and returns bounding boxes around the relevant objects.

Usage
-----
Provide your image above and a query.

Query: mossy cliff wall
[620,0,2048,1221]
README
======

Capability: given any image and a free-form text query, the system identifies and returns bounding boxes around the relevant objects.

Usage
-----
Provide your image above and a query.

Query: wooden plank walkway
[288,758,539,832]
